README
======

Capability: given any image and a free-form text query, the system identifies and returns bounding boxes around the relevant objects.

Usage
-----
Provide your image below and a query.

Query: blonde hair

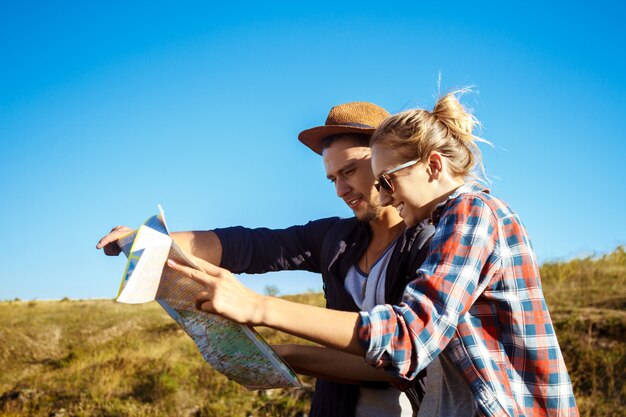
[370,89,489,182]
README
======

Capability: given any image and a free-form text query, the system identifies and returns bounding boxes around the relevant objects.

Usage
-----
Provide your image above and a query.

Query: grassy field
[1,247,624,416]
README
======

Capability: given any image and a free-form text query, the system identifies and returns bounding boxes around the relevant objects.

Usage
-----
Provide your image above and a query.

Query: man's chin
[354,206,382,223]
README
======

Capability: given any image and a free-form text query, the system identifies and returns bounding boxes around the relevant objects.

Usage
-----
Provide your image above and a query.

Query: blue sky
[1,1,625,300]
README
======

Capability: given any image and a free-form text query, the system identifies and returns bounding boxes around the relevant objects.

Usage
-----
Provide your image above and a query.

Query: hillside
[1,248,624,417]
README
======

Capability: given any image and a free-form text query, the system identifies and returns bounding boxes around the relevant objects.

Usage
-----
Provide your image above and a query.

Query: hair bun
[432,90,477,141]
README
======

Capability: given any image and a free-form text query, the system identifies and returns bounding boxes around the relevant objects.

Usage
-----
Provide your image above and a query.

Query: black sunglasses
[374,159,420,193]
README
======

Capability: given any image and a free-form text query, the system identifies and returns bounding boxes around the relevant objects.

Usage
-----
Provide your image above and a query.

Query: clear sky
[1,1,625,300]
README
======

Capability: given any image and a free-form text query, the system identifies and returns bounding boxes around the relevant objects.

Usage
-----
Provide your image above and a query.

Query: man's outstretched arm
[96,227,223,266]
[273,344,401,384]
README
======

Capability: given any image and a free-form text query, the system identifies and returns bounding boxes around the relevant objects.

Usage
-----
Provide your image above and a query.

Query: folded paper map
[115,206,302,390]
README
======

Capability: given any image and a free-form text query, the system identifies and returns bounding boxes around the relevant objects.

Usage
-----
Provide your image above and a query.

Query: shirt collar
[430,182,490,225]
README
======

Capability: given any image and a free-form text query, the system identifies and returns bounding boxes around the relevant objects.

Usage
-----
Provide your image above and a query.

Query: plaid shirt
[358,183,578,417]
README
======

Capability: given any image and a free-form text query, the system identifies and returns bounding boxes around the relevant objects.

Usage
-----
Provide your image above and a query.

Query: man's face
[322,135,383,222]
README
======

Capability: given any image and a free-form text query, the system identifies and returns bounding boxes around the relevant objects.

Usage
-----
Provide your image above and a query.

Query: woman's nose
[378,188,393,206]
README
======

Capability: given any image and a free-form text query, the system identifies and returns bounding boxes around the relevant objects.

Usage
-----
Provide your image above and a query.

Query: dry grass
[0,247,624,416]
[0,298,318,417]
[540,247,626,417]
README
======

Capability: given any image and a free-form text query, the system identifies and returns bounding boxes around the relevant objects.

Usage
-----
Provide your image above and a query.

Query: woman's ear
[427,152,443,180]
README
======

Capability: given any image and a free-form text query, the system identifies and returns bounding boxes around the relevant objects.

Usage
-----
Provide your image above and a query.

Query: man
[97,102,434,417]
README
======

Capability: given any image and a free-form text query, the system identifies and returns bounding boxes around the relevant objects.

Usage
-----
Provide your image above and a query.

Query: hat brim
[298,125,376,155]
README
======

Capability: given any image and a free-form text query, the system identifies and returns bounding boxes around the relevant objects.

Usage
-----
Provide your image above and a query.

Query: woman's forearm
[260,296,365,355]
[166,257,366,356]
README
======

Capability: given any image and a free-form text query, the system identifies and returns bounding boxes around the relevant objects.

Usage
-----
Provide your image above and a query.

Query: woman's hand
[166,257,267,326]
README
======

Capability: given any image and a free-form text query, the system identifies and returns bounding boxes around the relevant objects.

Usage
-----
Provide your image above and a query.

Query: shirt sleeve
[358,194,499,380]
[213,217,340,274]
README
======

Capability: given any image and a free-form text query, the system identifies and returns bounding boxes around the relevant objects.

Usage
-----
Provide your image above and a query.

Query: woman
[168,91,578,416]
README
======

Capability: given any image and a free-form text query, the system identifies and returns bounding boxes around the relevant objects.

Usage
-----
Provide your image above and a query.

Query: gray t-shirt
[355,386,414,417]
[345,240,414,417]
[417,353,476,417]
[344,240,397,310]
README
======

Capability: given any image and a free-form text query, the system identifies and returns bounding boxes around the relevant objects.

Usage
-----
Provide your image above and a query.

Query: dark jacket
[215,217,434,417]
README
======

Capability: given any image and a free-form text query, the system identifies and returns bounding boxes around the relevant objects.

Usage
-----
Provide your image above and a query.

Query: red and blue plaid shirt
[358,183,578,416]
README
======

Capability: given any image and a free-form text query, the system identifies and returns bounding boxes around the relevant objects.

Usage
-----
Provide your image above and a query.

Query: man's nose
[335,178,351,197]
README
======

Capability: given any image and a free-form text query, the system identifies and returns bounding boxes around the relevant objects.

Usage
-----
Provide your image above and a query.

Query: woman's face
[371,144,439,226]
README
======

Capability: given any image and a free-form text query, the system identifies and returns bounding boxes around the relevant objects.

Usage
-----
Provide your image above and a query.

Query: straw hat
[298,102,390,155]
